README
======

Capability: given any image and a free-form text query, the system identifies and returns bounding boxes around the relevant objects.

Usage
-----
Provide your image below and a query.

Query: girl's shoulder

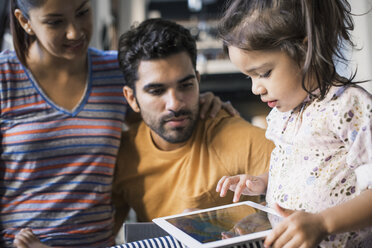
[326,85,372,107]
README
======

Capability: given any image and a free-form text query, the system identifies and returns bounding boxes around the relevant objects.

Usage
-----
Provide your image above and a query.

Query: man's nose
[165,89,185,112]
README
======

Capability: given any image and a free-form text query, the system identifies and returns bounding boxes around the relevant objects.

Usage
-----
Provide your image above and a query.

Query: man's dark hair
[118,18,197,89]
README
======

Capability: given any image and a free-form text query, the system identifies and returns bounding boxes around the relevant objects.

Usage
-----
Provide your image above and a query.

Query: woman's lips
[65,39,85,50]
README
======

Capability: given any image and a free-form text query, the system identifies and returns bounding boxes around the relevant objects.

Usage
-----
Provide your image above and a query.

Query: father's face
[124,52,200,150]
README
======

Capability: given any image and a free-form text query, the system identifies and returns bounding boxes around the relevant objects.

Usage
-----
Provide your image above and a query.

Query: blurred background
[1,0,371,126]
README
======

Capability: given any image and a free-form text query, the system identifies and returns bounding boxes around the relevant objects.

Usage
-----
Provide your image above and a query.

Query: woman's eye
[46,20,63,26]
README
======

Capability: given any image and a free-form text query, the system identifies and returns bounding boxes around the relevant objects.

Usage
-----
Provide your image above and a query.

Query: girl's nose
[251,80,267,95]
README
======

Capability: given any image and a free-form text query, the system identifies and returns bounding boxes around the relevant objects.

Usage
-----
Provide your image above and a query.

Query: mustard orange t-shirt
[112,110,274,232]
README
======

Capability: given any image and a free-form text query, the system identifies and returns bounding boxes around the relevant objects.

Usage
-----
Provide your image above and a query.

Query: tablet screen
[165,204,272,244]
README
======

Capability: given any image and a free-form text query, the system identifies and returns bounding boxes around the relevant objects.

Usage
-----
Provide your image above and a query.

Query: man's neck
[150,130,188,151]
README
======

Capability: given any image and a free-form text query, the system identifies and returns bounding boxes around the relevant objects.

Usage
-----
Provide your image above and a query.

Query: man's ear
[14,9,34,35]
[196,70,201,84]
[123,86,140,113]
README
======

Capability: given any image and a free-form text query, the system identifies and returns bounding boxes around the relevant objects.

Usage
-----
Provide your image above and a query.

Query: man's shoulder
[121,121,145,144]
[203,109,271,149]
[203,109,265,138]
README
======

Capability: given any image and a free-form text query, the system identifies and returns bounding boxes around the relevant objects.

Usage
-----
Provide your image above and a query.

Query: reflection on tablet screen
[166,204,272,243]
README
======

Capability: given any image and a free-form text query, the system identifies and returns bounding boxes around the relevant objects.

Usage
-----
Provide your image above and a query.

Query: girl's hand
[216,174,267,202]
[264,203,327,248]
[199,92,239,119]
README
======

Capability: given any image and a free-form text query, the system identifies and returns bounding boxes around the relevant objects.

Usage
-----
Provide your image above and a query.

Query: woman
[0,1,235,247]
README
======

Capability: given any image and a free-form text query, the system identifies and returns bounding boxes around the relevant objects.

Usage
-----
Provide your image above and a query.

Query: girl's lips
[267,100,277,108]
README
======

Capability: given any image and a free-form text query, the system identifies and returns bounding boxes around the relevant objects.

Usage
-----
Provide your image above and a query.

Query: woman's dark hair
[219,0,357,99]
[9,0,45,66]
[118,18,197,90]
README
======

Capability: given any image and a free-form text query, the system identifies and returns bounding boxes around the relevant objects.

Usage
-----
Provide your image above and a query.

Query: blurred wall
[350,0,372,93]
[91,0,372,93]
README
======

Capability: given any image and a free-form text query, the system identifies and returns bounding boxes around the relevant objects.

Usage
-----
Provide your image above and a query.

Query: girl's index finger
[216,176,227,193]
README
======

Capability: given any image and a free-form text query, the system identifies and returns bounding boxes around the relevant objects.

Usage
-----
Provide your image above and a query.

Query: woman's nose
[66,23,83,40]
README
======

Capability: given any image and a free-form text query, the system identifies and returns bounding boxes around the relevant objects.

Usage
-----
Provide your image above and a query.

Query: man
[113,18,274,234]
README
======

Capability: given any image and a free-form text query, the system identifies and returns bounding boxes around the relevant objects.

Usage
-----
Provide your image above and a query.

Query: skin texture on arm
[264,189,372,248]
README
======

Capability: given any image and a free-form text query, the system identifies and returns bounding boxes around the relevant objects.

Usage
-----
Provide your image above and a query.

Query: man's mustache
[162,110,192,121]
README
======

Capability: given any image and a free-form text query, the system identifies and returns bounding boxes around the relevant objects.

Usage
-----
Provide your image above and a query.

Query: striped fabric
[0,48,127,247]
[109,236,265,248]
[111,236,187,248]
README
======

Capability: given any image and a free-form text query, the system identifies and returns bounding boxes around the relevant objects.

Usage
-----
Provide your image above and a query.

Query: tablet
[153,201,282,248]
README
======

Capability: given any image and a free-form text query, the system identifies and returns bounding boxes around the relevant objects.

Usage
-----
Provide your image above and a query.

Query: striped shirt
[0,48,127,247]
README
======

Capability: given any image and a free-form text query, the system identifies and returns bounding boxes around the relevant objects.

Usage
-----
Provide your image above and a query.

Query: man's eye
[148,89,164,95]
[260,70,272,78]
[181,82,194,89]
[77,8,90,17]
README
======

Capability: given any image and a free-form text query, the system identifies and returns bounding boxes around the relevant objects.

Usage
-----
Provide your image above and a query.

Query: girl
[216,0,372,247]
[1,1,234,247]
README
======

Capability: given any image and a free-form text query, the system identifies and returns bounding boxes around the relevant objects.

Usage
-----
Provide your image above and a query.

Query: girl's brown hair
[9,0,45,67]
[219,0,357,99]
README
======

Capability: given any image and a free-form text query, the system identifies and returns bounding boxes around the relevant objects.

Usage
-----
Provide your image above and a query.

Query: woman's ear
[14,9,34,35]
[123,86,140,113]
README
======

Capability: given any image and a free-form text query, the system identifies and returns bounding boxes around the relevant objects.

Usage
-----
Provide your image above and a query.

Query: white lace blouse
[265,85,372,247]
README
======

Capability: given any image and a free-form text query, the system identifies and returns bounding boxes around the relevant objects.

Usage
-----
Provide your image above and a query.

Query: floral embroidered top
[265,85,372,247]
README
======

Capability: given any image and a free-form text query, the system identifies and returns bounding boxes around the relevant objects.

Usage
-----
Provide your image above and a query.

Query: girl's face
[19,0,92,61]
[228,46,309,112]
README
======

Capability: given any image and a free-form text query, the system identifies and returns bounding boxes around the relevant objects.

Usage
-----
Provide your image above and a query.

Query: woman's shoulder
[0,50,19,64]
[88,47,118,59]
[88,47,120,71]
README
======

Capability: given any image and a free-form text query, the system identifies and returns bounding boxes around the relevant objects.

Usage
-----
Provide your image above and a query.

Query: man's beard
[142,108,199,144]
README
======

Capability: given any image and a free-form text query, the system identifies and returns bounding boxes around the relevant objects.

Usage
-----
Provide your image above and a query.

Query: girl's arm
[264,189,372,248]
[320,188,372,234]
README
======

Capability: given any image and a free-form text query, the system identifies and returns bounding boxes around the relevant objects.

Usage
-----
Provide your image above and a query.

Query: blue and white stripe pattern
[109,236,265,248]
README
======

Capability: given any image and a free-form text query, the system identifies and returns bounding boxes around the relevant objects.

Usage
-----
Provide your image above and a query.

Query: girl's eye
[260,70,272,78]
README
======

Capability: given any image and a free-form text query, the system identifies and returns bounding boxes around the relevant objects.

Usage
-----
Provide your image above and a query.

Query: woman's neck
[26,41,88,76]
